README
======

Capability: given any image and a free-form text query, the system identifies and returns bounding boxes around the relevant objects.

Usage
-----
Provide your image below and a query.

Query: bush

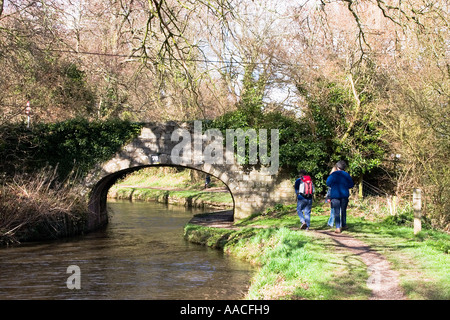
[384,212,414,227]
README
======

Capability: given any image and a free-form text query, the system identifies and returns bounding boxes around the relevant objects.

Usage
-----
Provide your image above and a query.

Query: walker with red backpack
[298,175,314,199]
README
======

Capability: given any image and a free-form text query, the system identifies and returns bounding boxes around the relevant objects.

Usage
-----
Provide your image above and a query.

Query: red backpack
[300,175,313,198]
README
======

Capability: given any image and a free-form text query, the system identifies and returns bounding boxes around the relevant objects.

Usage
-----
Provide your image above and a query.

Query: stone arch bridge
[83,122,295,231]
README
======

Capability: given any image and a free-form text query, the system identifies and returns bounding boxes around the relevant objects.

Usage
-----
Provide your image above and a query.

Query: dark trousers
[330,198,349,229]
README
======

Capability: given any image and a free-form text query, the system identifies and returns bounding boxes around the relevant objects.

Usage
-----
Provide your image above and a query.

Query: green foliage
[0,118,143,181]
[213,99,386,193]
[238,64,265,122]
[210,68,387,194]
[298,79,388,186]
[430,239,450,255]
[57,62,95,115]
[383,212,414,227]
[336,118,387,178]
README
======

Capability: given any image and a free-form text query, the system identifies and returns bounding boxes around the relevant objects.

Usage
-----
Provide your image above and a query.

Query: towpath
[188,211,406,300]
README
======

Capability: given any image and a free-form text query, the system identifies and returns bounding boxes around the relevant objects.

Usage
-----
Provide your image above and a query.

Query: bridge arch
[83,122,294,232]
[87,164,235,230]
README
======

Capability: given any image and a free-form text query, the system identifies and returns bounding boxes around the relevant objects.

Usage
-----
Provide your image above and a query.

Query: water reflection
[0,201,254,300]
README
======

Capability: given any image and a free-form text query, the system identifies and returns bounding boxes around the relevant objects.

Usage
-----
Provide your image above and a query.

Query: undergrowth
[0,167,88,245]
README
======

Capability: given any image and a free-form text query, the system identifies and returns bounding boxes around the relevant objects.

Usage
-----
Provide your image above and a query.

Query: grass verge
[184,202,450,300]
[347,218,450,299]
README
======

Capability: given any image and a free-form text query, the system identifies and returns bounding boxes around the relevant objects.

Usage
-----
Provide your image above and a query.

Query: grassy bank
[108,167,233,209]
[184,202,450,300]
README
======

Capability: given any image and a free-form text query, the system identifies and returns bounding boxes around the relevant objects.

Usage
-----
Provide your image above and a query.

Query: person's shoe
[301,223,307,230]
[335,228,341,234]
[342,225,349,230]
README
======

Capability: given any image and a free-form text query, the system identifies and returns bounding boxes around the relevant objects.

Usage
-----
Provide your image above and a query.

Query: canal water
[0,200,255,300]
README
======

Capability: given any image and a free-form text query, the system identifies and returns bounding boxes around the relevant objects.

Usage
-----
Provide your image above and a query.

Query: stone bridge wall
[83,122,295,231]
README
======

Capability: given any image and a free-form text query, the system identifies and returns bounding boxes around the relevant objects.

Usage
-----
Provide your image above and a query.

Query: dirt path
[188,211,407,300]
[314,230,406,300]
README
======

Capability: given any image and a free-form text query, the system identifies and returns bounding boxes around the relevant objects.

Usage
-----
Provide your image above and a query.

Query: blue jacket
[326,170,354,199]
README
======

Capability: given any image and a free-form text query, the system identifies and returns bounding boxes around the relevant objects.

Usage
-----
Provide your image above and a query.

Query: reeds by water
[0,167,88,245]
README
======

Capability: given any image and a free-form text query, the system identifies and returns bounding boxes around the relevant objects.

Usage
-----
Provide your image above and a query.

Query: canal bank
[182,209,317,300]
[184,209,374,300]
[184,204,450,300]
[107,186,233,211]
[182,206,342,299]
[183,207,371,300]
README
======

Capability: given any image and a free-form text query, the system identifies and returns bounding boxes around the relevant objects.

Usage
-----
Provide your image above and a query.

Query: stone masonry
[83,122,295,231]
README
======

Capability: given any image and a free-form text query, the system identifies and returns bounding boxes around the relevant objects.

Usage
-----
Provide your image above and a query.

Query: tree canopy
[0,0,448,229]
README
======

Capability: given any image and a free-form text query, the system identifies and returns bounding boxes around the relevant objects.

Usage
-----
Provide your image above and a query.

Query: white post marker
[413,188,422,235]
[25,101,31,128]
